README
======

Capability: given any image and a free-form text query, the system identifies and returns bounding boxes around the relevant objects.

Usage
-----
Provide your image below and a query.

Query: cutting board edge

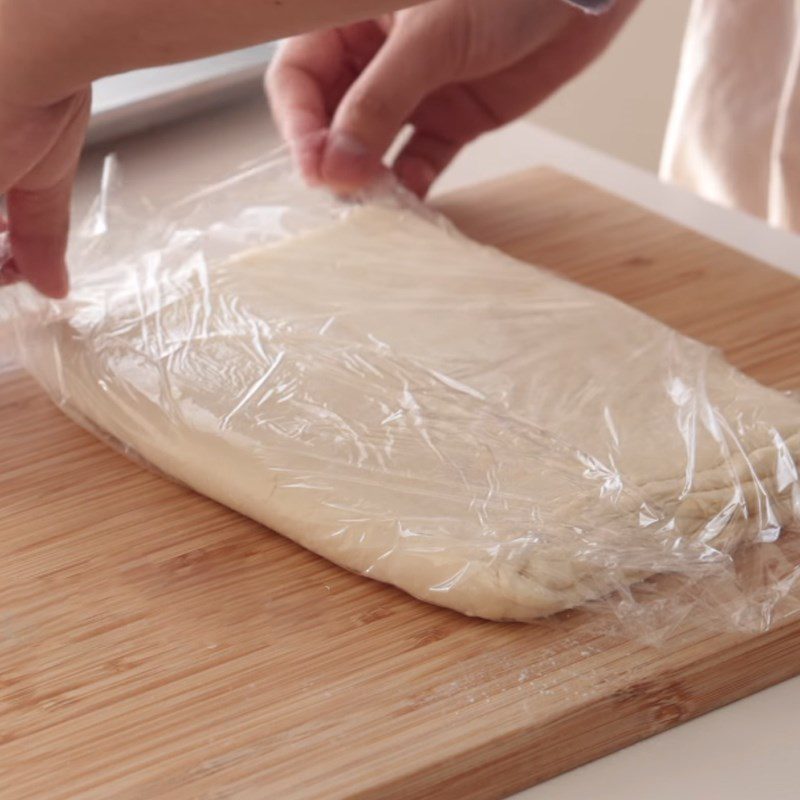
[354,615,800,800]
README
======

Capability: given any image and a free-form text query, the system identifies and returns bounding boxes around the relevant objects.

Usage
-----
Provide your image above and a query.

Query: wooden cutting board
[2,168,799,800]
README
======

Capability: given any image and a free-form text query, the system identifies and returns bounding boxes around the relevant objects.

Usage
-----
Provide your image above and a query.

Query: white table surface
[28,93,800,799]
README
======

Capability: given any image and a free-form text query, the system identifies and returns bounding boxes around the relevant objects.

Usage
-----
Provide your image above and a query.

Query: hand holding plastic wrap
[3,152,799,639]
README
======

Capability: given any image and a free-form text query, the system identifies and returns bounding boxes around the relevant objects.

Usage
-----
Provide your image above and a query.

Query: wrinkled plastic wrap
[2,151,799,642]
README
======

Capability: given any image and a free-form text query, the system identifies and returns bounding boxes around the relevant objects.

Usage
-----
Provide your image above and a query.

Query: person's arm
[0,0,429,297]
[0,0,426,105]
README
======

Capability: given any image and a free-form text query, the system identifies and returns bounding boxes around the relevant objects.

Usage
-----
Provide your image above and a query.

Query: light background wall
[530,0,693,171]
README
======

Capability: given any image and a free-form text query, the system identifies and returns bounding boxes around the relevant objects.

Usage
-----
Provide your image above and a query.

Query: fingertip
[48,266,70,299]
[291,129,327,185]
[321,131,382,192]
[21,260,70,299]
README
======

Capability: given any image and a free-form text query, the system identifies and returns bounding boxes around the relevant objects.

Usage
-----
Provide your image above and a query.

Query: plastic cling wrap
[3,152,800,640]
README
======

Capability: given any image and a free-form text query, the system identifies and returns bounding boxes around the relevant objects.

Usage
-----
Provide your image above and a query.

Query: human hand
[267,0,639,198]
[0,0,427,299]
[0,89,91,298]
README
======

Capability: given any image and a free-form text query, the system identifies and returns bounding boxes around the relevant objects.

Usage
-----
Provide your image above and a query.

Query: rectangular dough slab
[23,205,800,620]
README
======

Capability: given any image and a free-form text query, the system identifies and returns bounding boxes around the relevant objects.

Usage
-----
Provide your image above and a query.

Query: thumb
[321,21,449,191]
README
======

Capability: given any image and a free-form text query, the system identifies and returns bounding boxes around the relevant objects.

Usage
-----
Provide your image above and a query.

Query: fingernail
[322,131,377,189]
[292,130,327,185]
[327,131,369,160]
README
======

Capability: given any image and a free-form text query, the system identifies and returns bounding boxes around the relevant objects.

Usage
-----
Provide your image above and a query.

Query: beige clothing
[662,0,800,230]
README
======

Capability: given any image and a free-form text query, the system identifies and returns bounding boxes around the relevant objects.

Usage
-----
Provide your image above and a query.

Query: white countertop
[44,94,800,799]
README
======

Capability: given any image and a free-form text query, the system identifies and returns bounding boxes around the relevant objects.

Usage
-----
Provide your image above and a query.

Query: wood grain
[1,169,799,800]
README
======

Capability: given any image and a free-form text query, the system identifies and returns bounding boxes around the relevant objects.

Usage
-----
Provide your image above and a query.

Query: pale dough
[30,207,800,620]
